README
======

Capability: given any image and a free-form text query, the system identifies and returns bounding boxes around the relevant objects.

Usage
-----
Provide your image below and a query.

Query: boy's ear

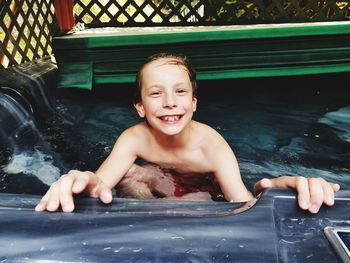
[134,102,145,118]
[192,97,197,112]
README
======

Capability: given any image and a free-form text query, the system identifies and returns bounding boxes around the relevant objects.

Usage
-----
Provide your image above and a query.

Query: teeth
[162,115,179,122]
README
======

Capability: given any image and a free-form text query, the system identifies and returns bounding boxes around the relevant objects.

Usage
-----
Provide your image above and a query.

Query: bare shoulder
[116,122,150,145]
[191,121,228,149]
[123,122,149,136]
[192,121,225,141]
[109,122,152,158]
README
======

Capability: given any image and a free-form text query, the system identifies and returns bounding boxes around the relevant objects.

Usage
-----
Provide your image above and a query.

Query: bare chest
[141,149,212,174]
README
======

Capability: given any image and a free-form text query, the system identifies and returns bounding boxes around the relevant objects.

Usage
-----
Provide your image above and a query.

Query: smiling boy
[35,53,339,213]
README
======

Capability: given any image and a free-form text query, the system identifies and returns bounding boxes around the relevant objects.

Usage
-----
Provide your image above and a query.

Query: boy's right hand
[35,170,113,213]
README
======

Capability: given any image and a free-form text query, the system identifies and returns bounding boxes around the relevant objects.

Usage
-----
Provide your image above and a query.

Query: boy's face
[134,58,197,136]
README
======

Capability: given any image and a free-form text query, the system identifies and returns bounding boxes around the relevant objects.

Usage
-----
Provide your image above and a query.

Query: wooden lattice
[0,0,55,69]
[1,0,350,68]
[74,0,350,27]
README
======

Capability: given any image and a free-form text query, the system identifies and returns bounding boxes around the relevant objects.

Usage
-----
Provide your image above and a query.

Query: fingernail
[327,198,334,206]
[309,204,319,214]
[300,201,308,210]
[262,178,271,185]
[101,192,112,203]
[62,204,73,213]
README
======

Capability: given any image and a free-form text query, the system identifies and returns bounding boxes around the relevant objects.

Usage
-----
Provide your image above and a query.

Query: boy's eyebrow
[146,82,189,90]
[174,82,190,88]
[145,84,163,90]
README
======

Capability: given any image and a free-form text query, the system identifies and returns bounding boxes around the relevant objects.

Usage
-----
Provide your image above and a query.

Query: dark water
[1,74,349,195]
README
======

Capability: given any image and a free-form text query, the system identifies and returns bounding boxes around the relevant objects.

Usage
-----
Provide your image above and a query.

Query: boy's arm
[94,128,140,188]
[205,134,253,202]
[35,128,140,212]
[254,176,340,214]
[205,128,340,213]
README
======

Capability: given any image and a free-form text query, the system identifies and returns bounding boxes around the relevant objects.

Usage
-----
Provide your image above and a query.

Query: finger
[332,183,340,193]
[321,180,335,206]
[308,178,324,214]
[253,178,273,195]
[35,188,51,211]
[295,176,310,211]
[70,171,90,194]
[254,176,301,196]
[59,174,76,213]
[256,176,312,211]
[263,176,294,188]
[98,184,113,204]
[45,182,61,212]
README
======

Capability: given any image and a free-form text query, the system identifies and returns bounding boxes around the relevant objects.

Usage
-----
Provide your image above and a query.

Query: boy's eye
[176,89,188,95]
[150,91,161,97]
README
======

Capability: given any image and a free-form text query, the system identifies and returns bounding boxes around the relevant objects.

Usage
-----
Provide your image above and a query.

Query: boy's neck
[150,122,192,150]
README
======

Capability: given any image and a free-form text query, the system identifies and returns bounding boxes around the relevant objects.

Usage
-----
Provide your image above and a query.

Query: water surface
[1,74,349,195]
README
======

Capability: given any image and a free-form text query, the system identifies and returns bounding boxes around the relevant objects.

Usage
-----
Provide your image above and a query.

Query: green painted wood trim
[54,22,350,49]
[57,62,93,90]
[93,63,350,84]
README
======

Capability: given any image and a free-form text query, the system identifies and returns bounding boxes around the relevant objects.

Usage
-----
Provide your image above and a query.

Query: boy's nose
[163,93,177,108]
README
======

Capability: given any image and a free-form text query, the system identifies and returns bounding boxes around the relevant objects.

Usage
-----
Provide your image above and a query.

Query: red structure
[54,0,75,30]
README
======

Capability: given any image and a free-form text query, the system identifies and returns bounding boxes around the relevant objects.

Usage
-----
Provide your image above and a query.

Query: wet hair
[133,53,197,104]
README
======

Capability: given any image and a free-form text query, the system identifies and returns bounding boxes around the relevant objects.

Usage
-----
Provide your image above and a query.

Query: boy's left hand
[253,176,340,214]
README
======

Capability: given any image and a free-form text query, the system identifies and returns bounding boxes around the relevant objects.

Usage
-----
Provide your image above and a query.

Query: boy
[35,53,339,213]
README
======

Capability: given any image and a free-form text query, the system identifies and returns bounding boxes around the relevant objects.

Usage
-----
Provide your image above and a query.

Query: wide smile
[158,114,183,124]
